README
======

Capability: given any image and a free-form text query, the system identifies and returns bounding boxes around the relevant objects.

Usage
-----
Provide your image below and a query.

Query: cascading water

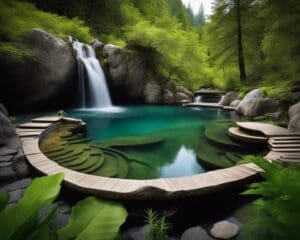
[194,96,203,103]
[72,40,112,108]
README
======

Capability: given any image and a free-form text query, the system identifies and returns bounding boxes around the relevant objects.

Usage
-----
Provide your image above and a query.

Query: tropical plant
[8,116,17,124]
[241,155,300,240]
[57,110,65,117]
[0,173,128,240]
[145,208,171,240]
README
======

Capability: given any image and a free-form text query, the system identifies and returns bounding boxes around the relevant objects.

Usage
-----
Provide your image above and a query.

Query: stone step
[270,136,300,140]
[31,116,61,123]
[269,139,300,144]
[18,122,52,129]
[228,127,267,143]
[17,131,42,137]
[270,147,300,153]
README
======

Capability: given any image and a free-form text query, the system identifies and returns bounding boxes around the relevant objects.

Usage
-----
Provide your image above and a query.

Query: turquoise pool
[63,106,256,179]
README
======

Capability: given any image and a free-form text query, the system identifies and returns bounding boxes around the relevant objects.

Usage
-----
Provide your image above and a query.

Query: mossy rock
[99,135,165,148]
[46,149,73,158]
[81,156,105,173]
[127,161,155,179]
[205,122,247,149]
[115,157,129,178]
[42,147,64,154]
[225,152,245,163]
[90,144,128,159]
[62,152,90,167]
[69,155,102,171]
[91,156,118,177]
[52,149,84,161]
[68,138,91,145]
[196,138,235,169]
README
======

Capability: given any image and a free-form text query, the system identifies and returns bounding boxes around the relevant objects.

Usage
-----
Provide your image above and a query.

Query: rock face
[0,29,76,113]
[210,220,239,239]
[220,91,237,106]
[236,89,280,117]
[288,102,300,132]
[181,226,213,240]
[230,100,240,108]
[144,81,162,104]
[0,106,30,182]
[103,44,192,104]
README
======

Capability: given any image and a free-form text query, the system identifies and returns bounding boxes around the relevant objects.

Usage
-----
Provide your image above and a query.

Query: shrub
[241,156,300,240]
[145,209,171,240]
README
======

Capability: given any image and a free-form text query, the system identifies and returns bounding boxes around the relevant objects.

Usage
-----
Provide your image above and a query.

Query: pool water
[64,106,247,179]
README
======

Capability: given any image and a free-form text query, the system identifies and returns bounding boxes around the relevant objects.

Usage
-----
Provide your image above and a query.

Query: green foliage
[241,156,300,240]
[122,2,210,89]
[0,0,92,59]
[0,192,9,212]
[0,173,64,240]
[58,197,127,240]
[145,209,171,240]
[57,110,65,117]
[8,116,17,124]
[0,174,128,240]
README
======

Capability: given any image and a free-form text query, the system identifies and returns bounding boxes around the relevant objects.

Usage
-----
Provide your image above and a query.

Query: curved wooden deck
[18,116,262,200]
[228,127,267,143]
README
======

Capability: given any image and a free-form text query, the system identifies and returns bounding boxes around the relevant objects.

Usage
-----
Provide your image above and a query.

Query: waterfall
[72,41,112,108]
[218,95,225,104]
[194,96,202,103]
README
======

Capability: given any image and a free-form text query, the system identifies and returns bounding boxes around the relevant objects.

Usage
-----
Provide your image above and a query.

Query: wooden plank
[18,122,52,129]
[228,127,267,143]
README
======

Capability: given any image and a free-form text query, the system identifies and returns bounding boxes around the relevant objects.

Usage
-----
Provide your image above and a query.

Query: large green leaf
[0,173,64,240]
[0,192,9,212]
[58,197,127,240]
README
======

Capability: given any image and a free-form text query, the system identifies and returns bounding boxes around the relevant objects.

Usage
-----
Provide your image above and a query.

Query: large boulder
[236,89,280,117]
[103,44,128,87]
[163,89,175,104]
[288,102,300,132]
[175,92,191,103]
[0,29,76,113]
[178,86,193,98]
[104,44,152,101]
[0,107,30,182]
[144,81,162,104]
[220,91,237,106]
[230,100,240,108]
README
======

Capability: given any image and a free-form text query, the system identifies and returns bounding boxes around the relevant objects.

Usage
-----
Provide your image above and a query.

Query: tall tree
[235,0,246,82]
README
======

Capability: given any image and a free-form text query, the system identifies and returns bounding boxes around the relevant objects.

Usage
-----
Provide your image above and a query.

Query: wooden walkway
[18,116,262,200]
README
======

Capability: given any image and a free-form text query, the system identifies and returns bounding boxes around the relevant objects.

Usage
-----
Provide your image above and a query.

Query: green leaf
[58,197,127,240]
[0,173,64,240]
[0,192,9,212]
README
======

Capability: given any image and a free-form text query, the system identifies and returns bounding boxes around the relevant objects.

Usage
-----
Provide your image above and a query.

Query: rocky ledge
[102,43,193,104]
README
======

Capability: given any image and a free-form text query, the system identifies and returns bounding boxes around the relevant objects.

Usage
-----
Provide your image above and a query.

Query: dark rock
[56,200,72,214]
[270,111,282,121]
[0,178,31,192]
[0,155,13,162]
[220,91,237,106]
[0,148,18,156]
[0,166,16,181]
[144,81,162,104]
[181,226,213,240]
[178,86,193,98]
[164,80,177,93]
[0,162,12,168]
[90,39,104,50]
[8,189,25,203]
[103,44,128,87]
[236,89,280,117]
[12,148,30,178]
[288,102,300,132]
[163,89,175,104]
[210,220,239,239]
[0,103,8,117]
[175,92,192,103]
[230,100,240,108]
[129,225,151,240]
[0,29,76,113]
[52,213,70,229]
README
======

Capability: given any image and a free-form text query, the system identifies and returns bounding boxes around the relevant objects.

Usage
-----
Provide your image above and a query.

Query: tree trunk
[236,0,246,82]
